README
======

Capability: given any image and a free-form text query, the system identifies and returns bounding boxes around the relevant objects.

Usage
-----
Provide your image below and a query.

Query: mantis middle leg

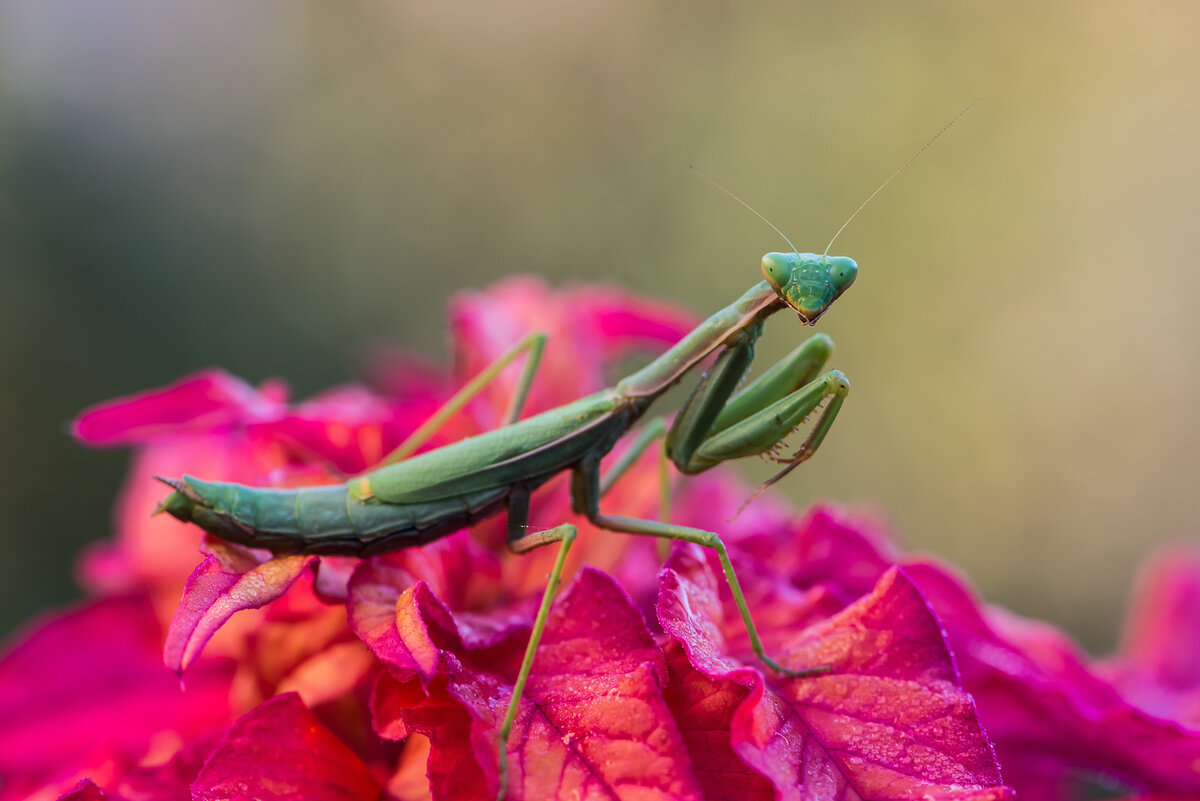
[380,330,548,466]
[587,331,850,675]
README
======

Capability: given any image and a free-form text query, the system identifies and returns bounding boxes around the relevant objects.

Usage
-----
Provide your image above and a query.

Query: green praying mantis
[156,104,979,800]
[159,251,854,795]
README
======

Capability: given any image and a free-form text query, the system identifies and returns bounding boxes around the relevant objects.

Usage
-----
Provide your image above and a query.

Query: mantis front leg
[667,331,850,478]
[595,331,849,674]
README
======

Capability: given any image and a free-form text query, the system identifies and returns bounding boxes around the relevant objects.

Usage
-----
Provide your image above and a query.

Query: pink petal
[905,559,1200,799]
[372,673,486,798]
[366,567,702,800]
[269,384,413,475]
[499,568,701,800]
[661,641,776,801]
[348,534,513,681]
[73,369,286,446]
[56,779,110,801]
[165,543,315,674]
[190,693,379,801]
[573,284,699,354]
[660,546,1012,801]
[109,732,220,801]
[238,592,376,709]
[0,596,234,798]
[730,506,1200,799]
[348,561,456,682]
[449,277,698,423]
[1105,545,1200,722]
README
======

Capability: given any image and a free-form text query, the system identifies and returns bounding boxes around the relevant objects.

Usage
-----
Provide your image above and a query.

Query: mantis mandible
[156,102,979,799]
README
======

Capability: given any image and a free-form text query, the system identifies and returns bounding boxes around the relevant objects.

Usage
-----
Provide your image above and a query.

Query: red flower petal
[56,779,110,801]
[761,507,1200,799]
[362,567,701,800]
[449,277,697,423]
[1104,545,1200,723]
[110,732,221,801]
[0,596,234,798]
[660,546,1012,800]
[350,570,450,682]
[348,534,513,683]
[905,559,1200,799]
[268,383,428,475]
[373,673,485,798]
[661,641,776,801]
[501,568,701,800]
[190,693,379,801]
[165,542,315,674]
[72,369,286,446]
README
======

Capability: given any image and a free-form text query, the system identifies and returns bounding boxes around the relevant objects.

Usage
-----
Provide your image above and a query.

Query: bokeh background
[2,1,1198,652]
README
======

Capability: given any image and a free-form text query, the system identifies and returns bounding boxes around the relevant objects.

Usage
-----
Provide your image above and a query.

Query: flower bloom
[0,277,1196,800]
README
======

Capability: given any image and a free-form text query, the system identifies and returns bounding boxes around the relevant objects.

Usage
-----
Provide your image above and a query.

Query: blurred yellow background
[2,1,1198,651]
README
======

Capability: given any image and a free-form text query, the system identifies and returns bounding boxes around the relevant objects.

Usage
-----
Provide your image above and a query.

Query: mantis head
[761,252,858,325]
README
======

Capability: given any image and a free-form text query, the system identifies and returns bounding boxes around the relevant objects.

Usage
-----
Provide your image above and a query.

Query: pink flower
[1101,546,1200,725]
[1,276,1194,800]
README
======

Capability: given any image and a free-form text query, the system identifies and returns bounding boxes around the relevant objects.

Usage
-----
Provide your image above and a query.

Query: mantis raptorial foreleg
[380,331,548,466]
[668,331,849,475]
[584,333,848,675]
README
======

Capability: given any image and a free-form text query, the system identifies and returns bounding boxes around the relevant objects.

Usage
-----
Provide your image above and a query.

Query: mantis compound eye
[828,256,858,295]
[761,252,797,293]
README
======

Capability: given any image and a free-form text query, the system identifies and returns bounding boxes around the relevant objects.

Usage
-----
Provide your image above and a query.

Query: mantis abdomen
[158,391,636,556]
[161,475,513,557]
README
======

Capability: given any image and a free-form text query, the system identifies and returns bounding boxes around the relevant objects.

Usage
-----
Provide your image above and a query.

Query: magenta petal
[448,277,700,420]
[660,547,1012,801]
[576,285,698,352]
[348,559,457,681]
[267,384,405,475]
[500,568,702,800]
[0,596,234,798]
[906,559,1200,799]
[165,544,315,674]
[73,369,286,446]
[662,641,776,801]
[1105,545,1200,723]
[56,779,110,801]
[347,535,511,682]
[372,672,489,798]
[111,732,221,801]
[371,567,702,800]
[191,693,379,801]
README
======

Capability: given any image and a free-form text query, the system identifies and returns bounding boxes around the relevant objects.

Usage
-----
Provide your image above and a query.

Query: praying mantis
[157,103,980,800]
[159,252,854,796]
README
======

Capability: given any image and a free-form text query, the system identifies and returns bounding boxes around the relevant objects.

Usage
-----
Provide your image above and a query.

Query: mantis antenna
[689,164,800,257]
[823,96,985,255]
[689,97,983,261]
[710,98,986,520]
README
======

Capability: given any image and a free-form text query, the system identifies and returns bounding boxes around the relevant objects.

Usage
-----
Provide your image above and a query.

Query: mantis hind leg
[572,458,829,679]
[379,331,548,466]
[493,490,577,801]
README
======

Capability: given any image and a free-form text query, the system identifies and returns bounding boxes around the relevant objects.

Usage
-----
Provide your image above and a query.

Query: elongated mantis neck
[616,281,782,399]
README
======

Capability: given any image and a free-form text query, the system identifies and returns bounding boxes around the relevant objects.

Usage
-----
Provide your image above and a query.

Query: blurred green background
[2,1,1198,652]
